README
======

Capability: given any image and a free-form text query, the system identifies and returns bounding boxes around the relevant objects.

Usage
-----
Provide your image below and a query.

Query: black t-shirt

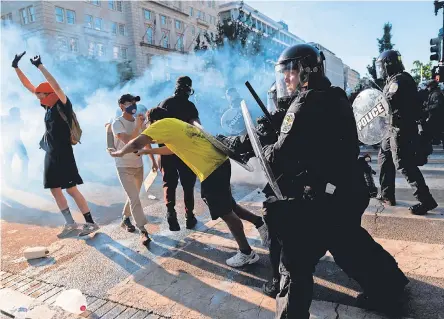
[157,95,199,123]
[40,98,72,152]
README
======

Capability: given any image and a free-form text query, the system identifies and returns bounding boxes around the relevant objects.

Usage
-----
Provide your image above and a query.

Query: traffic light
[430,37,442,61]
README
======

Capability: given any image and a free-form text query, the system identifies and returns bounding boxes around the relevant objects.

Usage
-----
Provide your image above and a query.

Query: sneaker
[140,229,151,246]
[57,223,78,238]
[226,250,259,268]
[186,215,198,229]
[409,200,438,215]
[120,217,136,233]
[257,222,270,247]
[78,223,100,237]
[376,194,396,206]
[262,278,280,298]
[167,216,180,231]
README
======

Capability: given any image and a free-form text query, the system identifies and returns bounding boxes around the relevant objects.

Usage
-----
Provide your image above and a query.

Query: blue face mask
[125,103,137,115]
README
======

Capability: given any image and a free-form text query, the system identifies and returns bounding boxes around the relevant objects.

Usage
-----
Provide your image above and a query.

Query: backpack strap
[56,104,72,130]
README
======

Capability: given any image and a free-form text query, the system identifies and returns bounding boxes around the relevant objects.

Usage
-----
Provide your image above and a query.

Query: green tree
[367,22,395,84]
[411,60,433,84]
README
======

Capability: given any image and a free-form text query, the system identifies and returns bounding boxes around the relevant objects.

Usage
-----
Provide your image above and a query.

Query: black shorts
[44,146,83,189]
[201,160,236,220]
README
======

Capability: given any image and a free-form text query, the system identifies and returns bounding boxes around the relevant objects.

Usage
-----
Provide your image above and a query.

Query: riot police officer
[156,76,199,230]
[264,44,408,318]
[376,50,438,215]
[424,79,444,147]
[220,44,408,318]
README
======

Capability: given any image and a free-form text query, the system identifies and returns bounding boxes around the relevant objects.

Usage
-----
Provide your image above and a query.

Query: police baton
[244,81,278,132]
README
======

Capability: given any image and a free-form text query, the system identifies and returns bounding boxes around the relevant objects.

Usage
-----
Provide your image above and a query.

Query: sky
[248,0,442,77]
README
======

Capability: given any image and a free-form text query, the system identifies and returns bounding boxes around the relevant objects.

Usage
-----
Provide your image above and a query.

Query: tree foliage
[411,60,433,84]
[367,22,394,85]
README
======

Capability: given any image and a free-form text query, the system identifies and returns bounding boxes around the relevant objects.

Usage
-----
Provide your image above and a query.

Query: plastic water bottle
[55,289,87,314]
[15,306,28,319]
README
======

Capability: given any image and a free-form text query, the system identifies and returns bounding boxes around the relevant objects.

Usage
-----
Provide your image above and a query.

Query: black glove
[12,51,26,68]
[30,55,42,68]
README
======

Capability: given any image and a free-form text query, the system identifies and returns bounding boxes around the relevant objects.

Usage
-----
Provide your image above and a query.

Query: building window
[212,0,216,8]
[88,42,95,56]
[162,31,169,48]
[1,13,13,26]
[191,26,195,35]
[146,54,151,66]
[161,15,166,25]
[113,46,119,59]
[202,12,206,21]
[96,43,104,56]
[189,7,193,17]
[108,0,115,10]
[69,38,78,52]
[111,22,117,35]
[94,17,102,30]
[67,10,76,24]
[175,20,181,30]
[28,6,35,22]
[143,9,151,20]
[116,1,122,12]
[57,36,68,51]
[20,6,35,24]
[196,10,201,19]
[90,0,100,6]
[121,47,127,59]
[118,24,126,36]
[145,26,153,44]
[177,34,183,51]
[85,15,93,28]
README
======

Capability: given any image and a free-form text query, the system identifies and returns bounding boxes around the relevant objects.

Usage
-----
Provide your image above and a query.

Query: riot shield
[240,101,283,200]
[220,108,246,135]
[193,122,254,172]
[352,88,390,145]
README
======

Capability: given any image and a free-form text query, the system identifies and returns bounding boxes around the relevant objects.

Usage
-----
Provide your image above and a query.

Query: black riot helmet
[376,50,405,80]
[275,43,325,100]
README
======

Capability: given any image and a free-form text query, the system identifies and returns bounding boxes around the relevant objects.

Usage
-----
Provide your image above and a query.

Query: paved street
[1,147,443,319]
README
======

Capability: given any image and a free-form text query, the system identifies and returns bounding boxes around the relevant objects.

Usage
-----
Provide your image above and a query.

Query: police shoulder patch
[388,82,398,93]
[281,113,295,133]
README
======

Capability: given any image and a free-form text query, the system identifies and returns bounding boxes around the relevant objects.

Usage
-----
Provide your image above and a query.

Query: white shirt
[111,116,143,168]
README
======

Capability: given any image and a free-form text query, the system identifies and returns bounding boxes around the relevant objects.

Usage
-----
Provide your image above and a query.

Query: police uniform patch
[281,113,295,133]
[388,82,398,93]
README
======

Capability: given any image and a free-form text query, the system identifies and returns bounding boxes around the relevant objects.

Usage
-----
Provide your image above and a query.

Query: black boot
[120,217,136,233]
[167,211,180,231]
[262,278,280,298]
[409,198,438,215]
[186,213,198,229]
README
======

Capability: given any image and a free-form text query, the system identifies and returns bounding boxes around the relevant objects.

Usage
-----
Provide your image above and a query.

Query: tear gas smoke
[1,25,271,191]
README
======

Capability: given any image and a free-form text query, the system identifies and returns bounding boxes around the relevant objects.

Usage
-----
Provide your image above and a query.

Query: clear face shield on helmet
[275,60,300,101]
[375,60,386,80]
[267,82,277,112]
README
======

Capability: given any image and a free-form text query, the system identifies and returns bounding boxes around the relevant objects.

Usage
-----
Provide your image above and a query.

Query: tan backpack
[57,105,82,145]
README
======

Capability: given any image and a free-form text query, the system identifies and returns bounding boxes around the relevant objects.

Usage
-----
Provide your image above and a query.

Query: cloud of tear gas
[1,25,272,189]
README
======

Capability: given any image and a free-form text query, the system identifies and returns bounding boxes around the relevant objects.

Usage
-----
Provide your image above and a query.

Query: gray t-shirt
[111,116,143,168]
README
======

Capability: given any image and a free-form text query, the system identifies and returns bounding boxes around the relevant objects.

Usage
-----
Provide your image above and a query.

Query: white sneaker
[78,223,100,237]
[226,250,259,267]
[257,222,270,247]
[57,223,78,238]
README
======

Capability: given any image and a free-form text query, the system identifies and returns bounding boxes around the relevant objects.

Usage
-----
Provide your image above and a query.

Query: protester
[109,107,269,267]
[12,51,99,237]
[110,94,157,246]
